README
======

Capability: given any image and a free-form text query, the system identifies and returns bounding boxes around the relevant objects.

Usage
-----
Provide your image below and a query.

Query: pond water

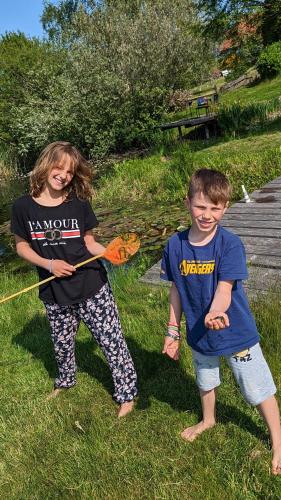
[0,175,189,269]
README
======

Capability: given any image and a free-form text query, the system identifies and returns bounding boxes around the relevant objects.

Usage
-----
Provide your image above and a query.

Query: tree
[41,0,90,41]
[0,32,65,163]
[8,0,214,160]
[199,0,281,46]
[261,0,281,45]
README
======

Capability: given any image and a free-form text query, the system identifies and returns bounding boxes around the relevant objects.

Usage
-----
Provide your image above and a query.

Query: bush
[257,41,281,79]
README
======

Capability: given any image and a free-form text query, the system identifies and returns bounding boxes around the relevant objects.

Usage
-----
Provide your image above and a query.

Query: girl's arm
[162,282,182,361]
[15,235,75,277]
[205,280,233,329]
[84,230,106,256]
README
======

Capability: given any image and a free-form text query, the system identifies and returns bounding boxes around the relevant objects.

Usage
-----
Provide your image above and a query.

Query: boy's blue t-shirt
[161,225,259,356]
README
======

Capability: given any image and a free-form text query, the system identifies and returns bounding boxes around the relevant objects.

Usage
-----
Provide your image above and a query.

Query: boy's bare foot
[272,447,281,475]
[118,400,134,418]
[46,388,63,400]
[181,420,216,442]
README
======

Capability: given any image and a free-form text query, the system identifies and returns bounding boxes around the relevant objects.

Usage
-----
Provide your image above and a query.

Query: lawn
[221,75,281,105]
[0,266,281,498]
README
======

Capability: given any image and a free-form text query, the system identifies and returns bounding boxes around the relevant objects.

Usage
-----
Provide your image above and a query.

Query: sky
[0,0,46,38]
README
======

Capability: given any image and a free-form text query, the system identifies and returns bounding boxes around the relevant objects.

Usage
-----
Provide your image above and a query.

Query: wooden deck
[140,176,281,297]
[158,113,217,139]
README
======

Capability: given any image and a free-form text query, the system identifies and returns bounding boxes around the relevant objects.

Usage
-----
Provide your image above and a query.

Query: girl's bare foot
[272,447,281,475]
[181,420,216,442]
[46,388,63,400]
[118,400,134,418]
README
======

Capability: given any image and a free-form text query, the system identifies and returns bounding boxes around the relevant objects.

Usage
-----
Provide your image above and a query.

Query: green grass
[190,77,225,97]
[221,75,281,105]
[96,125,281,207]
[0,266,281,498]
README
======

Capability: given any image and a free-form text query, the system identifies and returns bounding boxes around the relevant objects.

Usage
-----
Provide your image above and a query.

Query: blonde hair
[30,141,93,200]
[188,168,232,205]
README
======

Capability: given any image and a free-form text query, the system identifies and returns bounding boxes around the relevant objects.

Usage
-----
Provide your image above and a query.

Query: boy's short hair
[188,168,232,205]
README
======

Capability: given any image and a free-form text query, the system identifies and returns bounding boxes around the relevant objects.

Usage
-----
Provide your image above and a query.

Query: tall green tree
[261,0,281,45]
[0,32,65,162]
[41,0,90,41]
[199,0,281,46]
[8,0,213,160]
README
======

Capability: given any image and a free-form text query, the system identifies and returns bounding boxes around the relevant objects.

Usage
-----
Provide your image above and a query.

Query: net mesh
[103,233,140,265]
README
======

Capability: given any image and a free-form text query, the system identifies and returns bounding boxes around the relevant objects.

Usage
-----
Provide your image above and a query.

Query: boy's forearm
[169,282,182,324]
[209,281,233,313]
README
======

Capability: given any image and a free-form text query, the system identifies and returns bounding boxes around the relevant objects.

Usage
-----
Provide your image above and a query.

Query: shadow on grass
[13,313,267,441]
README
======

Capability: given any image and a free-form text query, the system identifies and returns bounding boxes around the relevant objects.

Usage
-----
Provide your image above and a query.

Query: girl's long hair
[30,142,93,200]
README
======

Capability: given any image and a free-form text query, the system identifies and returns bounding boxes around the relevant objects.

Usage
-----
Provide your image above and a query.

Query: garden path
[140,176,281,297]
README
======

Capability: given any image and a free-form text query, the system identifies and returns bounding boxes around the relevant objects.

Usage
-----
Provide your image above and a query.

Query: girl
[11,141,137,417]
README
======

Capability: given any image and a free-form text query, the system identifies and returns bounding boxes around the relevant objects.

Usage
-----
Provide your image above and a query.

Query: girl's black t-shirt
[11,194,107,305]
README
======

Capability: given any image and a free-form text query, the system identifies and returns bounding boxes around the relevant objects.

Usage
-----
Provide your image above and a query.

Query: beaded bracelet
[166,322,181,341]
[165,332,181,341]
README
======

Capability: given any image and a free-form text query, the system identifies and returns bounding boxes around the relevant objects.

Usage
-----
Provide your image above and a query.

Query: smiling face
[45,153,74,194]
[186,191,228,237]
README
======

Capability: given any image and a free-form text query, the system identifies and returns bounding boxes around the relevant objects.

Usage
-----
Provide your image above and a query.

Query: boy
[161,168,281,475]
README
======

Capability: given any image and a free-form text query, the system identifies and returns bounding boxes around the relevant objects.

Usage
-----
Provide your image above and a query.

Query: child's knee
[192,350,220,391]
[242,387,276,406]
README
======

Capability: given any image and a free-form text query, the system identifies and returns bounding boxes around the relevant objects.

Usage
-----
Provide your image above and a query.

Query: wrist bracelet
[165,332,181,341]
[48,259,53,274]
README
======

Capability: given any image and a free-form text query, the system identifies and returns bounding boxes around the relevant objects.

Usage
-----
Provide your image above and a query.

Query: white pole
[241,184,251,203]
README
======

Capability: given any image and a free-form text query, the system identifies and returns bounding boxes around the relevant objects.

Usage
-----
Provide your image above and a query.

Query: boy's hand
[205,311,229,330]
[162,337,180,361]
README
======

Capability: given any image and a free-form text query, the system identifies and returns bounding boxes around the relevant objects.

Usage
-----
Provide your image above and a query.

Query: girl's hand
[205,311,229,330]
[162,336,180,361]
[50,259,76,278]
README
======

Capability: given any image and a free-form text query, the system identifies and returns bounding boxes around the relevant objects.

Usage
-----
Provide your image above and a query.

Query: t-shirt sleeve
[218,241,248,281]
[160,242,174,282]
[83,201,99,231]
[10,200,30,241]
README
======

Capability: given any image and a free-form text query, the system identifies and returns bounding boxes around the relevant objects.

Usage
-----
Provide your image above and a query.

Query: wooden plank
[222,220,281,228]
[222,227,281,238]
[223,213,281,221]
[252,193,281,200]
[251,195,281,201]
[244,244,281,257]
[263,180,281,185]
[227,207,279,214]
[247,255,281,269]
[159,114,217,130]
[241,236,281,246]
[233,203,281,209]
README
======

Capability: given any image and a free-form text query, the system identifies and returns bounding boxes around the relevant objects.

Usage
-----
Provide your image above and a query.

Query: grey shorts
[191,343,276,406]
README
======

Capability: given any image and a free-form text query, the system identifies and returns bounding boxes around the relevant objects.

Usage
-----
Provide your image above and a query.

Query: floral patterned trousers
[44,283,137,403]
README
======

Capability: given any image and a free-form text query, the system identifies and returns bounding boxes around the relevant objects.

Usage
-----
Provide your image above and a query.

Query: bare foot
[118,400,134,418]
[272,447,281,475]
[46,388,63,400]
[181,420,216,442]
